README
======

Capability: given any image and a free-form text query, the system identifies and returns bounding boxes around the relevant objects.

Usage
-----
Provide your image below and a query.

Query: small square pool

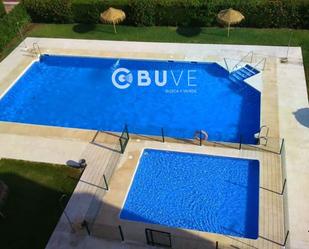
[120,149,259,239]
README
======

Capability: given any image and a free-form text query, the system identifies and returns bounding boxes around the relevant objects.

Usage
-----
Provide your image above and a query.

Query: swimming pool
[120,149,259,239]
[0,55,260,143]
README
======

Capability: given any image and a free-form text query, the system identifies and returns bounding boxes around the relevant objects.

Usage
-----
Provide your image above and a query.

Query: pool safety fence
[146,228,172,247]
[119,124,129,154]
[280,143,290,247]
[91,126,130,154]
[239,137,285,155]
[85,221,222,249]
[123,124,285,155]
[84,144,121,230]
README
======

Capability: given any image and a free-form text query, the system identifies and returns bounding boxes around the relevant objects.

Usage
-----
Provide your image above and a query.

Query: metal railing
[120,124,284,155]
[32,42,41,57]
[87,221,222,249]
[83,144,121,230]
[91,125,130,155]
[231,51,254,72]
[223,51,267,73]
[223,58,229,72]
[254,57,267,71]
[280,143,290,247]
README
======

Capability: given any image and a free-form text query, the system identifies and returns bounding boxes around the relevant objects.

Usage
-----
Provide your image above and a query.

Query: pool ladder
[231,51,254,72]
[32,42,42,58]
[256,125,269,146]
[224,51,267,73]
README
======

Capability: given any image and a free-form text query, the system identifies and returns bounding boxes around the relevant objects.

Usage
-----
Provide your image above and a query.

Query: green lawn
[1,24,309,90]
[0,159,80,249]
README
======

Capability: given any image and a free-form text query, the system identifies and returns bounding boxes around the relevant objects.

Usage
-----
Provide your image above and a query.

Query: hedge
[22,0,309,29]
[0,0,5,18]
[71,0,130,24]
[0,4,31,52]
[22,0,72,23]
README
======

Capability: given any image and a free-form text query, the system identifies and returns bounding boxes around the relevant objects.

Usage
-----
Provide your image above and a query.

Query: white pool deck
[0,38,308,249]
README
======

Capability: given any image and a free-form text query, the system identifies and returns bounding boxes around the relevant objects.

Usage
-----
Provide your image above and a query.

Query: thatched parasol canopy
[100,7,126,34]
[217,8,245,37]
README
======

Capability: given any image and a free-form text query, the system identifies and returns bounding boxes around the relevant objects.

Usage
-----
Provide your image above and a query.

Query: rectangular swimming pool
[0,55,260,143]
[120,149,259,239]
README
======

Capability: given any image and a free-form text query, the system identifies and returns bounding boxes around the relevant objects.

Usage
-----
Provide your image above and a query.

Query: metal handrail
[32,42,41,57]
[231,51,254,72]
[260,125,269,135]
[223,58,229,72]
[253,57,267,71]
[256,125,269,146]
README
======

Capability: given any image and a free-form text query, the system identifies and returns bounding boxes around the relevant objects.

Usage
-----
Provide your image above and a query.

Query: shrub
[21,0,309,29]
[22,0,73,23]
[0,0,5,18]
[71,0,102,23]
[0,4,31,52]
[71,0,129,24]
[128,0,155,26]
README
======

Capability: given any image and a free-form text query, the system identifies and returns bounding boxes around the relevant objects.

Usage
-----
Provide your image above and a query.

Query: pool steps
[229,64,260,83]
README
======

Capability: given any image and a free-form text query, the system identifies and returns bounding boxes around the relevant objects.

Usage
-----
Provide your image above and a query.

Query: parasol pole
[113,21,117,33]
[227,22,230,37]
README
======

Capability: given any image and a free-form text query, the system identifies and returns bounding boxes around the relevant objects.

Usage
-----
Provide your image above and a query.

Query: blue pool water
[120,149,259,239]
[0,55,260,143]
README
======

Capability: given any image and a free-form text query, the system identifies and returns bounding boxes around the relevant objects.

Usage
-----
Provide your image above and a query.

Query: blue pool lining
[0,59,39,101]
[119,147,147,219]
[118,147,261,221]
[41,53,216,67]
[1,53,261,144]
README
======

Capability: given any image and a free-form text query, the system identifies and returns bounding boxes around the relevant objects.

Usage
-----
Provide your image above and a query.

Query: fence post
[216,241,219,249]
[239,135,242,150]
[161,128,165,143]
[103,174,109,191]
[283,230,289,246]
[81,220,91,235]
[119,138,124,154]
[281,178,287,195]
[199,130,202,146]
[125,124,129,139]
[279,138,285,155]
[118,225,124,241]
[224,58,229,72]
[91,130,99,143]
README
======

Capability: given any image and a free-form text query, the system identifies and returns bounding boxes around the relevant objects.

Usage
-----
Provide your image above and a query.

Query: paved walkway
[46,134,122,249]
[0,133,87,164]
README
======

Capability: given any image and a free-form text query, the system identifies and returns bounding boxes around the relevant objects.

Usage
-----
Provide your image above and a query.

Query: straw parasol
[217,8,244,37]
[100,7,126,34]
